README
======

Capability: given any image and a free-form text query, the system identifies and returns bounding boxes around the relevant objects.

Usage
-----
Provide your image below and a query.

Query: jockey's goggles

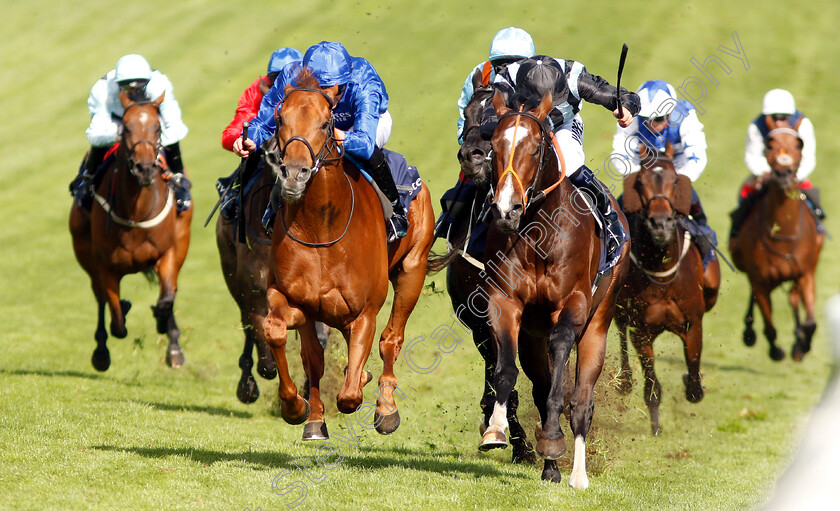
[770,113,791,122]
[118,79,149,92]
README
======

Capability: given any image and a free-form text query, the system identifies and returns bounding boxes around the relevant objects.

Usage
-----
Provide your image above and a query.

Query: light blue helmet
[302,41,353,87]
[115,54,152,83]
[488,27,535,62]
[267,47,302,75]
[637,80,678,117]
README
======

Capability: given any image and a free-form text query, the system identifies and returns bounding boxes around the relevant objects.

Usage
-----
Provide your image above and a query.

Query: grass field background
[1,0,839,509]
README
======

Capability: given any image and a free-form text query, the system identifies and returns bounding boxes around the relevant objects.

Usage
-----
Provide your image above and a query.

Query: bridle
[271,87,344,177]
[494,107,566,213]
[121,101,164,179]
[271,86,353,247]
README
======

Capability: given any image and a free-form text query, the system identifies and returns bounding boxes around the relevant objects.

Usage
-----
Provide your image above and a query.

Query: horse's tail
[426,230,468,275]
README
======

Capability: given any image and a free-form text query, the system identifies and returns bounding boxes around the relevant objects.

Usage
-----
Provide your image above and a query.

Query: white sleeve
[149,72,189,146]
[744,122,769,176]
[676,112,707,182]
[457,63,484,144]
[85,78,121,147]
[609,120,641,176]
[796,117,816,180]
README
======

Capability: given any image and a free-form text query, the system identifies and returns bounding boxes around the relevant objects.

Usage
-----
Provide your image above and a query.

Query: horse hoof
[166,348,185,368]
[769,346,785,361]
[302,420,329,441]
[652,424,662,436]
[479,419,488,437]
[743,329,756,347]
[479,429,508,451]
[617,372,634,395]
[111,325,128,339]
[91,349,111,372]
[120,300,132,319]
[792,344,806,362]
[541,462,563,483]
[236,375,259,404]
[374,410,401,435]
[511,440,537,464]
[257,357,277,380]
[281,399,310,425]
[537,437,567,460]
[683,373,704,403]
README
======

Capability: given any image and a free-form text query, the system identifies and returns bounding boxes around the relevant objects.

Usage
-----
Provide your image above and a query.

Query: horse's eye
[321,121,329,131]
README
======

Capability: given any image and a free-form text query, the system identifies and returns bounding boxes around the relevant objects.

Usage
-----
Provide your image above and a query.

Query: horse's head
[622,144,692,247]
[118,89,164,186]
[457,70,494,186]
[263,71,342,202]
[489,89,552,232]
[765,126,803,195]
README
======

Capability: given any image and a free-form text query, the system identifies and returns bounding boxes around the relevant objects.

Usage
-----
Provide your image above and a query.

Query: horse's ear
[154,91,165,109]
[764,114,774,131]
[672,175,693,216]
[792,116,803,131]
[665,140,674,160]
[622,172,643,214]
[493,89,510,117]
[534,91,553,121]
[472,68,483,90]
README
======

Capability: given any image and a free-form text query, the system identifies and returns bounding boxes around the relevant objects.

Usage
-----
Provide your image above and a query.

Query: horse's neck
[765,181,802,236]
[282,162,351,227]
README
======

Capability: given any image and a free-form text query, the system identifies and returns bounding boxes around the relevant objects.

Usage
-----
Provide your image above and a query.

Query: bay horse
[428,69,535,464]
[69,90,192,371]
[215,158,330,404]
[260,72,435,439]
[478,90,629,487]
[615,146,716,435]
[729,125,824,361]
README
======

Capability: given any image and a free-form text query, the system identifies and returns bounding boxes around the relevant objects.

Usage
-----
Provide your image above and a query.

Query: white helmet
[115,54,152,83]
[762,89,796,115]
[637,80,678,118]
[488,27,535,62]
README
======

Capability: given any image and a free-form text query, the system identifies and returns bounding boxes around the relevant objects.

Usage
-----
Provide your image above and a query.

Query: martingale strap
[93,189,175,229]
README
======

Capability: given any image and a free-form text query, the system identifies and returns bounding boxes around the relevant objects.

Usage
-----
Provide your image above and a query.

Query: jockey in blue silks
[235,41,408,242]
[611,79,720,281]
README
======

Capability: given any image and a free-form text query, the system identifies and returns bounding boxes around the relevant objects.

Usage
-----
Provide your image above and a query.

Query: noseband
[271,87,344,176]
[495,107,566,213]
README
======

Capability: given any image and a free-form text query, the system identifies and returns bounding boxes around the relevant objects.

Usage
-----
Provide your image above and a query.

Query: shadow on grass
[0,367,141,386]
[91,445,293,469]
[130,400,253,419]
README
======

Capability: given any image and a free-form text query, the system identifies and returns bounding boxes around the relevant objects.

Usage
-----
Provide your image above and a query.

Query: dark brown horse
[260,73,435,439]
[730,125,824,361]
[615,147,717,435]
[70,90,192,370]
[478,91,629,487]
[428,69,535,463]
[215,157,330,404]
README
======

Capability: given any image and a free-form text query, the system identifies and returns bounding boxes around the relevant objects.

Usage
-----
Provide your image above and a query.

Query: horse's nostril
[279,165,288,178]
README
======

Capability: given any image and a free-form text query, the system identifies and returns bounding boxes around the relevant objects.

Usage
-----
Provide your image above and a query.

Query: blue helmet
[302,41,353,87]
[637,80,678,118]
[267,47,302,75]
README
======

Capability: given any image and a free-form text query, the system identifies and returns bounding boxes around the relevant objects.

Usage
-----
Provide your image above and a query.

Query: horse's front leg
[537,317,577,461]
[681,317,705,403]
[615,312,634,395]
[236,326,259,404]
[264,286,309,424]
[743,291,757,346]
[479,300,522,451]
[753,285,783,361]
[633,331,662,436]
[299,319,328,440]
[153,250,184,368]
[337,311,377,414]
[792,272,818,361]
[91,296,111,371]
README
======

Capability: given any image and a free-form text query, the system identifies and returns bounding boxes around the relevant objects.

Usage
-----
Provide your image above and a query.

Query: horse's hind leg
[615,317,634,395]
[792,273,818,361]
[633,330,663,436]
[236,328,259,404]
[299,320,329,441]
[754,287,783,361]
[153,251,185,368]
[743,293,757,347]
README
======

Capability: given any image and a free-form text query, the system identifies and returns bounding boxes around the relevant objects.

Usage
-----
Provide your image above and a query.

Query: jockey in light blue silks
[611,79,721,281]
[236,41,408,242]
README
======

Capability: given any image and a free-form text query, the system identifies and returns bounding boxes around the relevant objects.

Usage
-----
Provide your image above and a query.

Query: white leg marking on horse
[488,401,509,433]
[569,435,589,489]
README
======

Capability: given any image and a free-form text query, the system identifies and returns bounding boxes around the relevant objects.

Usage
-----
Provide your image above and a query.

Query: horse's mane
[290,68,320,91]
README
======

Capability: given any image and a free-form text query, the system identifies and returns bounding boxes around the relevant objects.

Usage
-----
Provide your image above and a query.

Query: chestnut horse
[428,70,535,463]
[260,73,435,439]
[478,91,629,487]
[730,126,824,361]
[615,148,716,435]
[215,158,330,404]
[70,90,192,370]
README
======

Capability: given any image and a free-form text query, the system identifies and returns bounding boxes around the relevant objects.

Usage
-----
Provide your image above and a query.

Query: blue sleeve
[341,59,388,160]
[247,64,297,148]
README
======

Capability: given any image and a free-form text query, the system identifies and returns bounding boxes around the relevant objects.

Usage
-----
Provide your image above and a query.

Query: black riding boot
[568,166,625,258]
[163,142,192,214]
[801,186,826,220]
[729,189,762,239]
[367,147,408,242]
[70,145,108,210]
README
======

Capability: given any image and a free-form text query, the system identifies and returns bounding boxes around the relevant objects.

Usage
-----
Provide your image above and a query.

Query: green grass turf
[1,0,838,509]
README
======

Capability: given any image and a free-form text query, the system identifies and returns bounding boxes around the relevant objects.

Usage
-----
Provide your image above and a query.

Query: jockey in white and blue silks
[236,41,407,241]
[456,27,535,145]
[71,54,191,212]
[481,55,640,259]
[611,79,720,276]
